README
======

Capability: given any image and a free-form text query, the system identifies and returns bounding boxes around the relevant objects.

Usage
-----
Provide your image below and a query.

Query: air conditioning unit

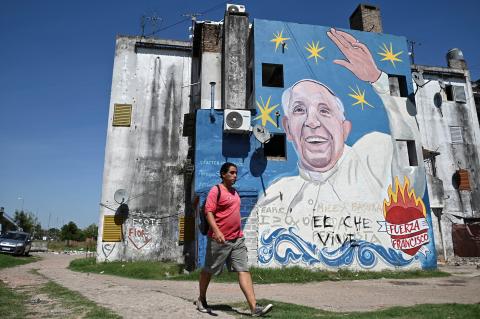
[224,109,251,133]
[226,3,246,13]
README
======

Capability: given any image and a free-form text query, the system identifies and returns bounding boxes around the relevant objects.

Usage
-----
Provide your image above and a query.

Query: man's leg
[197,238,230,312]
[199,269,212,301]
[238,271,256,311]
[230,238,273,316]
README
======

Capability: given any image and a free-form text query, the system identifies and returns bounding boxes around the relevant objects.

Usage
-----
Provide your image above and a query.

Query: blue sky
[1,0,478,229]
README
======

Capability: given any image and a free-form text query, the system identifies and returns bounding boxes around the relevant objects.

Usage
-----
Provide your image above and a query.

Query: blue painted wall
[194,18,437,270]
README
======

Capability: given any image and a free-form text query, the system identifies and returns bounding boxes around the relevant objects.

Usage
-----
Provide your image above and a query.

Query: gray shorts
[203,237,249,275]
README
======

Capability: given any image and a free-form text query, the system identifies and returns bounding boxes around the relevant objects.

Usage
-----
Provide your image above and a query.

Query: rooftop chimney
[349,4,383,33]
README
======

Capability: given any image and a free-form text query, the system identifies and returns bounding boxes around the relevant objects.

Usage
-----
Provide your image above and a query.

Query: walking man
[197,162,273,317]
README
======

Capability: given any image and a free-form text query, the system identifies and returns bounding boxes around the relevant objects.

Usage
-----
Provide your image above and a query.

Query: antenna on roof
[408,40,421,65]
[183,12,203,40]
[141,14,163,37]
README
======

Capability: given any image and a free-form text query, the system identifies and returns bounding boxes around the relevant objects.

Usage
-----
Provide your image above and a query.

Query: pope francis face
[283,80,352,173]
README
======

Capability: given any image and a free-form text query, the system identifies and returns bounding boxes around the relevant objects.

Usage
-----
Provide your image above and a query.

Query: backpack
[198,185,237,236]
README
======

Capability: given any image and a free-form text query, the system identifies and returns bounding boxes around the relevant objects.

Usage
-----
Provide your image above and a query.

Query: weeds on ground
[70,257,449,283]
[48,241,96,253]
[171,266,448,283]
[228,299,480,319]
[69,257,183,280]
[39,281,120,319]
[0,253,38,270]
[0,281,29,319]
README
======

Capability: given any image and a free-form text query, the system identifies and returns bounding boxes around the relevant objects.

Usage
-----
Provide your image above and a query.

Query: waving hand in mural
[327,28,381,83]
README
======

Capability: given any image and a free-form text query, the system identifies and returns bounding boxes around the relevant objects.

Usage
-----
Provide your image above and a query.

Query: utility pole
[183,12,203,41]
[408,40,420,65]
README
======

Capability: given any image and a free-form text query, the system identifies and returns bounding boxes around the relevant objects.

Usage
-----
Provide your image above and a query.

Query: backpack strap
[216,184,221,203]
[215,184,238,204]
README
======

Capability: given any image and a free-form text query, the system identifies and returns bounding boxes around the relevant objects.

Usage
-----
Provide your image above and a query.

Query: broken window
[262,63,284,87]
[453,85,467,103]
[388,74,408,97]
[445,85,454,101]
[396,139,418,166]
[264,133,286,160]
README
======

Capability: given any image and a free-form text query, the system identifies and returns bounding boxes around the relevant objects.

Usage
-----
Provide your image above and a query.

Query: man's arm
[327,28,426,197]
[206,211,225,244]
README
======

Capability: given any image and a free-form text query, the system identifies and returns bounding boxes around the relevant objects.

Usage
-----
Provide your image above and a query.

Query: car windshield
[3,233,27,241]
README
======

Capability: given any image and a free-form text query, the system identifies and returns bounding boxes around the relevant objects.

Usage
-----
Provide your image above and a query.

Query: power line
[145,1,228,37]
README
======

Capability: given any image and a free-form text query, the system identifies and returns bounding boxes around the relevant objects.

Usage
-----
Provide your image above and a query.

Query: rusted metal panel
[458,169,471,191]
[452,223,480,257]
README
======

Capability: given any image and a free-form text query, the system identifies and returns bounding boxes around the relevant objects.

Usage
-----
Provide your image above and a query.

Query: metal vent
[113,104,132,127]
[226,111,243,129]
[449,126,464,144]
[178,216,195,244]
[102,215,122,242]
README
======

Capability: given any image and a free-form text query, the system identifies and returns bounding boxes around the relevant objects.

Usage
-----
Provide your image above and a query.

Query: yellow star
[270,30,290,51]
[348,85,374,110]
[255,96,279,127]
[305,41,325,64]
[378,43,403,67]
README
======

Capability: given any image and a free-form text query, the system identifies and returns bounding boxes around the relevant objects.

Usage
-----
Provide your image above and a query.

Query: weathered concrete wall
[193,22,223,110]
[200,52,222,109]
[97,36,191,262]
[222,13,249,109]
[413,65,480,260]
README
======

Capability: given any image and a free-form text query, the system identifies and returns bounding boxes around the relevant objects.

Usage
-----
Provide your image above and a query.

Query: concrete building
[413,50,480,261]
[189,4,437,271]
[98,4,480,267]
[96,37,192,262]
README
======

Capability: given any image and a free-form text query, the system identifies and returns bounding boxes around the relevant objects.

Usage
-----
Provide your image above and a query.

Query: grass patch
[40,281,120,318]
[172,266,449,284]
[69,257,184,280]
[48,241,96,252]
[0,281,29,319]
[228,299,480,318]
[70,258,448,284]
[0,253,39,270]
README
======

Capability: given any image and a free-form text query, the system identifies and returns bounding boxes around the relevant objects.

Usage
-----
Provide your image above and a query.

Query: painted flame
[383,176,426,217]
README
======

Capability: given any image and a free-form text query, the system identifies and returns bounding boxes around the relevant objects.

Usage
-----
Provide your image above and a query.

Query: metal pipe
[209,82,216,121]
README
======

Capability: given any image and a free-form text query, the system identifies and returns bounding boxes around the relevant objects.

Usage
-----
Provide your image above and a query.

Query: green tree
[13,210,41,234]
[48,228,60,240]
[83,224,98,240]
[60,221,85,241]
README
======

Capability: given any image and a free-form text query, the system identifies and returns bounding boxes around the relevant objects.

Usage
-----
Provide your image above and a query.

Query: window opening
[388,74,408,97]
[264,133,286,160]
[396,139,418,166]
[262,63,284,88]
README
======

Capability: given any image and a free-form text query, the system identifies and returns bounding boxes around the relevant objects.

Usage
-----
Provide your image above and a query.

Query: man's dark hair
[220,162,237,179]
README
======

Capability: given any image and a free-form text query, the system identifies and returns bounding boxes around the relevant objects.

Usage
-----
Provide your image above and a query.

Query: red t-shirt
[204,184,243,240]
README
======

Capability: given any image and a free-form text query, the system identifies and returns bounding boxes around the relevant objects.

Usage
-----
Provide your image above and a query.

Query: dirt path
[1,252,480,318]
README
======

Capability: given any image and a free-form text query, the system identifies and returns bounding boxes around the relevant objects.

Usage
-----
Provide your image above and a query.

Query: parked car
[0,231,32,256]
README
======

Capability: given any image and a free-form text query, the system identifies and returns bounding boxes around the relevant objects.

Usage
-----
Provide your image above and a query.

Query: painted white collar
[298,145,351,183]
